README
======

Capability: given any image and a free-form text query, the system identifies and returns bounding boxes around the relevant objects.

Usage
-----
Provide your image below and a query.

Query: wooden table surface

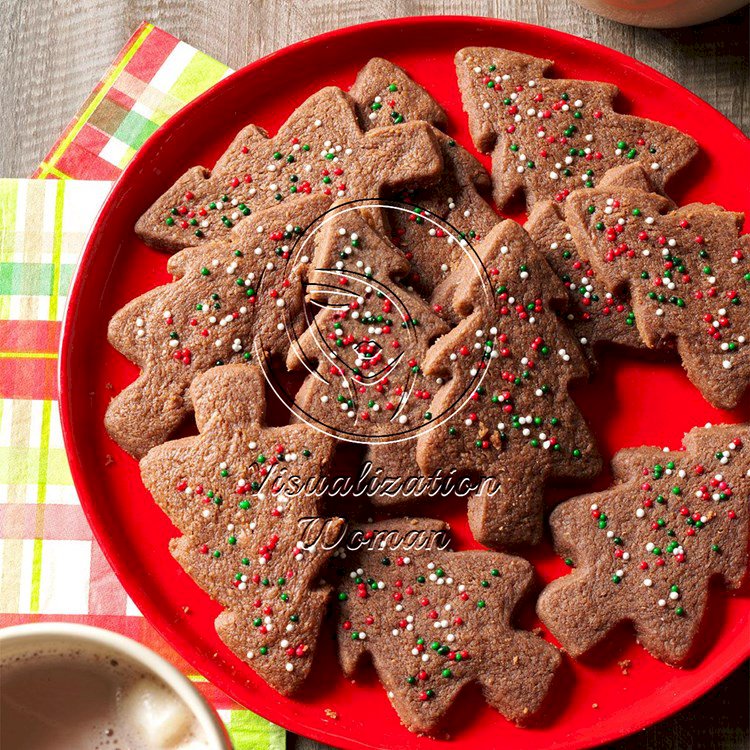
[1,1,747,748]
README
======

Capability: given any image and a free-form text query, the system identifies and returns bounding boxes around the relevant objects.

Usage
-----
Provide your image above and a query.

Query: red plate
[59,16,750,750]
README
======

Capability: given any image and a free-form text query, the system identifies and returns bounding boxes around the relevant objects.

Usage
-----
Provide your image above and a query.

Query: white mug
[0,622,233,750]
[572,0,748,28]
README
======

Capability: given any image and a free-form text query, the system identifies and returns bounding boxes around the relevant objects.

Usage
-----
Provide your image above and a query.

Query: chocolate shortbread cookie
[350,58,498,313]
[287,206,449,494]
[136,86,443,251]
[391,130,500,314]
[106,195,330,458]
[455,47,697,210]
[416,220,601,548]
[332,518,562,734]
[525,165,657,360]
[565,185,750,408]
[349,57,448,131]
[140,364,343,694]
[538,422,749,665]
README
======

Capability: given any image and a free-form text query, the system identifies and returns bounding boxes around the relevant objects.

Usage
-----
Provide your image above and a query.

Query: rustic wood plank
[0,2,746,748]
[0,0,746,177]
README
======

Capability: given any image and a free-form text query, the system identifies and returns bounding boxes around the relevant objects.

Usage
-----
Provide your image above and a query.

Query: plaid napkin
[34,22,233,181]
[0,23,286,750]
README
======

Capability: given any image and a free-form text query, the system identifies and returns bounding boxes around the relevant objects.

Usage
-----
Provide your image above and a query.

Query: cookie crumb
[103,454,114,467]
[324,708,338,720]
[618,659,631,676]
[592,703,598,709]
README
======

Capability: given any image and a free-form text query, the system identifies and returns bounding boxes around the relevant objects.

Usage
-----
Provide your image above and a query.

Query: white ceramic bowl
[572,0,748,28]
[0,622,233,750]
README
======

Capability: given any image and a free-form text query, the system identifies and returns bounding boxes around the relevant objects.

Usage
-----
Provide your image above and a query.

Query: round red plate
[59,16,750,750]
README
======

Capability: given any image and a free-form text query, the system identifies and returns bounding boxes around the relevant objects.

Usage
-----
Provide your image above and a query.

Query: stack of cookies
[104,50,749,734]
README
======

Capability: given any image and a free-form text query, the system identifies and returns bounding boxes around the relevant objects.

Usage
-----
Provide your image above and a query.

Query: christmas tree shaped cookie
[349,58,499,312]
[525,165,656,360]
[106,195,330,457]
[288,206,449,496]
[140,364,344,694]
[136,86,443,250]
[349,57,448,131]
[537,423,749,665]
[333,518,562,734]
[390,131,500,313]
[565,185,750,408]
[416,220,601,548]
[455,47,697,210]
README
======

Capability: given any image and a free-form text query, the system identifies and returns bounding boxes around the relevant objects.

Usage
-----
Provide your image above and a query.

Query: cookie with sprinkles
[565,186,750,408]
[140,364,344,694]
[349,57,448,131]
[135,86,444,251]
[106,195,330,458]
[416,219,601,548]
[349,58,499,314]
[537,422,749,665]
[524,164,660,360]
[525,199,643,360]
[388,130,500,316]
[454,47,697,211]
[332,518,562,734]
[288,207,450,496]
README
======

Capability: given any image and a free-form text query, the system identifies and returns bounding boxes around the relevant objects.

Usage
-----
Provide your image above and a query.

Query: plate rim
[58,15,750,750]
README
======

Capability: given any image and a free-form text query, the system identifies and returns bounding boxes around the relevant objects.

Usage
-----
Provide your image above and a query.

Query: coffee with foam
[1,646,212,749]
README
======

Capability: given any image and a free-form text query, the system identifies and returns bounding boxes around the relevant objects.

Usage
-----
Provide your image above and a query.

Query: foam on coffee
[0,645,212,749]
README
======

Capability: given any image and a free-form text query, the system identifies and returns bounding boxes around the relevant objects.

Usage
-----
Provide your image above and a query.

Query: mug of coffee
[0,623,233,749]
